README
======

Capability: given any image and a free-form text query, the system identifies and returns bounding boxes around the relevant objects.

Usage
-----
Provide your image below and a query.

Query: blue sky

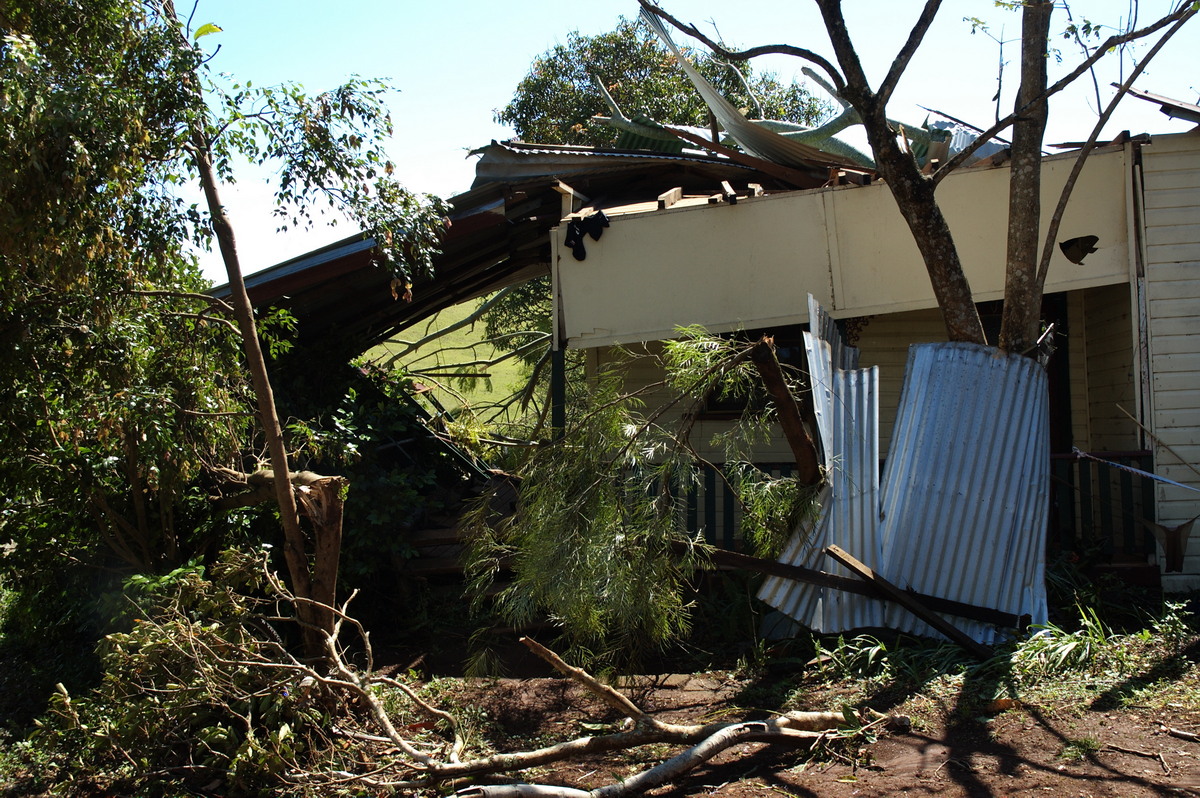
[191,0,1200,281]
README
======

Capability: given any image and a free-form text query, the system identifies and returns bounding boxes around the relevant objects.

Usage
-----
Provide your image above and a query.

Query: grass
[364,297,529,416]
[1059,735,1101,761]
[759,595,1200,734]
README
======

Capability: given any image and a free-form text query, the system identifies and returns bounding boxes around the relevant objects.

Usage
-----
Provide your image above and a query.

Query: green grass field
[364,297,530,419]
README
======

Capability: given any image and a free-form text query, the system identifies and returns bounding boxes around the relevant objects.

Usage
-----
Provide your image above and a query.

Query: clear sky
[192,0,1200,282]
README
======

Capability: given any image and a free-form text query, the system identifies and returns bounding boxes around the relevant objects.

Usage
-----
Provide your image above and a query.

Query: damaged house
[547,124,1200,610]
[233,80,1200,645]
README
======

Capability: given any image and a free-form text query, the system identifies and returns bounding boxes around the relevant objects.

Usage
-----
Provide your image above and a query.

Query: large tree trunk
[999,0,1054,353]
[861,111,986,345]
[813,0,986,346]
[294,474,348,638]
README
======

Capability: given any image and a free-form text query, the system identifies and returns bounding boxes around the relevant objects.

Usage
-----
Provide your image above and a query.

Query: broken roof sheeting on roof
[1127,87,1200,125]
[469,140,808,189]
[218,141,815,354]
[641,8,861,171]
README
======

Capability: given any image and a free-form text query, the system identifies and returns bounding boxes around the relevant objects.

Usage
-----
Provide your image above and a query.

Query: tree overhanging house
[229,99,1199,638]
[548,122,1200,596]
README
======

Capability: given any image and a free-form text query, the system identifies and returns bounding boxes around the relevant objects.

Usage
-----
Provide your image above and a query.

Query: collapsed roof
[218,140,833,353]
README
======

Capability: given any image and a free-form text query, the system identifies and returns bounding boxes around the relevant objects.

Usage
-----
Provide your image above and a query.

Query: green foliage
[1059,735,1101,761]
[209,73,449,285]
[0,0,199,284]
[2,0,455,722]
[661,326,820,557]
[4,552,328,796]
[813,634,897,681]
[462,327,825,668]
[662,325,763,406]
[464,367,702,668]
[1009,598,1196,682]
[280,361,472,585]
[0,269,251,580]
[496,16,830,148]
[2,549,507,795]
[1015,604,1116,676]
[726,464,820,558]
[1,0,453,568]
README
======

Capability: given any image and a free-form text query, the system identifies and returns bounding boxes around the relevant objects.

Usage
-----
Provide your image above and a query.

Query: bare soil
[437,658,1200,797]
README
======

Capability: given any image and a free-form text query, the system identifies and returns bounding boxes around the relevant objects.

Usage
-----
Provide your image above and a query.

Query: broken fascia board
[555,147,1130,351]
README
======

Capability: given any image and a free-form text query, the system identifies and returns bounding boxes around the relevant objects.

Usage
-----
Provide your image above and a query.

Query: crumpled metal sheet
[759,298,1050,644]
[758,312,884,633]
[641,9,859,170]
[877,343,1049,642]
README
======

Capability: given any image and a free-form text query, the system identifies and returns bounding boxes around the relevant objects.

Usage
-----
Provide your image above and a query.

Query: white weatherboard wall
[1142,132,1200,591]
[556,145,1130,349]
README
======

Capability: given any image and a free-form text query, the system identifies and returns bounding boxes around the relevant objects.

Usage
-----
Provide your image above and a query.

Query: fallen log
[685,543,1025,629]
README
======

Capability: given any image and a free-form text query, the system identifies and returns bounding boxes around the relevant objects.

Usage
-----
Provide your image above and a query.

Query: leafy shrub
[6,552,339,796]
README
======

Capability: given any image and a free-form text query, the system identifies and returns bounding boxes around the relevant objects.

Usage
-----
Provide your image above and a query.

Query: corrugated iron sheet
[809,294,858,371]
[758,298,1050,645]
[759,315,884,632]
[878,343,1049,643]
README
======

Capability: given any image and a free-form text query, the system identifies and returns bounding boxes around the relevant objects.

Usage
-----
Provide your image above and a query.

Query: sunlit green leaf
[192,23,223,41]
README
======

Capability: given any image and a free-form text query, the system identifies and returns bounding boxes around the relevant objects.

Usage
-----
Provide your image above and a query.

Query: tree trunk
[750,336,821,484]
[189,133,330,659]
[999,0,1053,353]
[812,0,985,346]
[294,475,348,638]
[857,104,987,345]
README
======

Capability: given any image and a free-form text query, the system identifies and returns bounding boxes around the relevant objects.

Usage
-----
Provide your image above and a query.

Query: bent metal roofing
[215,141,823,354]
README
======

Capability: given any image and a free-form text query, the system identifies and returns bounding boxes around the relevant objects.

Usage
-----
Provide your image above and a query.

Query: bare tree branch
[749,336,821,484]
[126,289,235,313]
[877,0,943,106]
[1035,11,1194,294]
[637,0,846,94]
[811,0,874,111]
[521,637,650,725]
[934,2,1196,184]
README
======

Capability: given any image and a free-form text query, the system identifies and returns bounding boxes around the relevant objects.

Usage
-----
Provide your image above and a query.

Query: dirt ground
[440,666,1200,797]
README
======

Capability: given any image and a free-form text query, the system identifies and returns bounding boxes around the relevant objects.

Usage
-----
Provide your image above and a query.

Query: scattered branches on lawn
[29,550,899,796]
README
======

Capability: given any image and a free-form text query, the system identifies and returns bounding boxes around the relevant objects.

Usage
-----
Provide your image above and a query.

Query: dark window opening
[701,323,809,417]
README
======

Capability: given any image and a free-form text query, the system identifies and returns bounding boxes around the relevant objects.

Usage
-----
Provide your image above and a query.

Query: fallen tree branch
[459,721,822,798]
[1167,727,1200,744]
[521,637,649,725]
[749,335,821,485]
[113,553,902,794]
[1105,743,1171,774]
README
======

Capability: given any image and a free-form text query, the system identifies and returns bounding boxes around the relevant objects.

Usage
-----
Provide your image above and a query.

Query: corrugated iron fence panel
[805,334,837,462]
[758,319,884,631]
[811,365,884,631]
[878,343,1049,644]
[808,294,859,371]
